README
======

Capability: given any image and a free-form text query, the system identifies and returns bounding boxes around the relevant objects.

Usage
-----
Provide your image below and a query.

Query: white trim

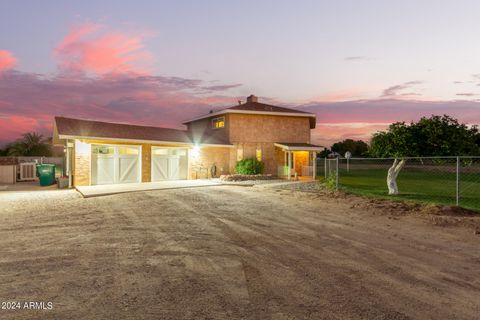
[183,109,316,124]
[60,134,234,148]
[274,143,324,151]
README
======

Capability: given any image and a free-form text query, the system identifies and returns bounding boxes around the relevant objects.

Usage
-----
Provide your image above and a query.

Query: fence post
[324,157,327,179]
[336,157,339,191]
[456,156,460,206]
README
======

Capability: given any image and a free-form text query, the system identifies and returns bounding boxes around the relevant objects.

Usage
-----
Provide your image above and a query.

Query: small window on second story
[211,116,225,129]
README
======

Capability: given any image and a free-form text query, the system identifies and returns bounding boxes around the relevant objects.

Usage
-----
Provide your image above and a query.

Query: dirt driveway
[0,185,479,319]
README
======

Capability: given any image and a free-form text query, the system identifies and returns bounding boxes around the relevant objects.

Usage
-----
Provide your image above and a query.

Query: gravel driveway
[0,186,479,319]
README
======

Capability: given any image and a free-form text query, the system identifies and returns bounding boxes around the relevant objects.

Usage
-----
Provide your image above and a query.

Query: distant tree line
[320,115,480,159]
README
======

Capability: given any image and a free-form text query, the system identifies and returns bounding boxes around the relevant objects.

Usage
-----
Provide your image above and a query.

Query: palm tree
[7,132,52,156]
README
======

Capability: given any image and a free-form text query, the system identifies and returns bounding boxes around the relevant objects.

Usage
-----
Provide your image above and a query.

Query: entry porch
[274,143,324,180]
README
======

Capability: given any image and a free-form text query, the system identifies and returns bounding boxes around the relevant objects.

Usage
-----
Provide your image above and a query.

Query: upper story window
[211,116,225,129]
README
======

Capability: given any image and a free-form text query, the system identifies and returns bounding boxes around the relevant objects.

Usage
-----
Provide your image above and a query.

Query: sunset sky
[1,0,480,147]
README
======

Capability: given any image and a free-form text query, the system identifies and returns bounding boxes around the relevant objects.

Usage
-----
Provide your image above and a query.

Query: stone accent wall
[189,147,231,179]
[142,144,151,182]
[73,140,91,186]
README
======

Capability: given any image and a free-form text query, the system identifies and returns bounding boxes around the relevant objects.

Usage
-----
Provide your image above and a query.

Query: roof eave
[274,143,324,151]
[183,109,316,124]
[57,134,234,148]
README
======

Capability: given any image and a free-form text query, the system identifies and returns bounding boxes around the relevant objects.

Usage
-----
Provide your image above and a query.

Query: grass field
[319,167,480,211]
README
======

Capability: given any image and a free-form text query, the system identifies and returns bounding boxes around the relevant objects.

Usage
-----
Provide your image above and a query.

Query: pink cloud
[301,99,480,147]
[0,71,241,146]
[54,23,153,74]
[0,115,43,143]
[0,50,17,72]
[311,123,390,147]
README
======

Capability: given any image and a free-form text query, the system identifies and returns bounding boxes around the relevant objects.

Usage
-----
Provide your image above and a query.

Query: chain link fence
[316,156,480,211]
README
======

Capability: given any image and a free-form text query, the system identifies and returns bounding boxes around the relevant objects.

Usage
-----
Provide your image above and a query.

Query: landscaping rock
[219,174,274,181]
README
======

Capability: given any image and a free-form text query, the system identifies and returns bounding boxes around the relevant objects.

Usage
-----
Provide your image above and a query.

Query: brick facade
[191,113,312,175]
[73,140,91,186]
[189,147,230,179]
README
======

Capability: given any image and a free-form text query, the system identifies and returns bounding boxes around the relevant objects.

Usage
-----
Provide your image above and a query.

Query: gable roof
[182,98,316,128]
[53,117,232,146]
[228,101,311,114]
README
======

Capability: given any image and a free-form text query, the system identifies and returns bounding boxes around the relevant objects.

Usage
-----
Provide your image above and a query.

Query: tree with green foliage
[235,158,264,175]
[6,132,52,156]
[369,115,479,195]
[318,148,330,158]
[331,139,369,157]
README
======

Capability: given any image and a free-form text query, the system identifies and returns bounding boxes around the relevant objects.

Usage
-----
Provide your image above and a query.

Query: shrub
[323,171,338,191]
[235,158,264,175]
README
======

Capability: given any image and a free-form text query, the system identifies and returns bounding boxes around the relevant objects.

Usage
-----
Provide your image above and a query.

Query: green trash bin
[36,164,56,186]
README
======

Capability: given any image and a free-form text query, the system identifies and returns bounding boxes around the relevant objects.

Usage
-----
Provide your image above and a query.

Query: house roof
[228,101,311,114]
[182,95,316,128]
[53,117,232,146]
[274,142,324,151]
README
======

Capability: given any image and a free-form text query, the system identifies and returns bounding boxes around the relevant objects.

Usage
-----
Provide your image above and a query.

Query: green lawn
[318,167,480,211]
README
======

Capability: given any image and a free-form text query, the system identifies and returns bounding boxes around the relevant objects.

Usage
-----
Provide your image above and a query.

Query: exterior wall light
[191,145,201,158]
[75,140,91,155]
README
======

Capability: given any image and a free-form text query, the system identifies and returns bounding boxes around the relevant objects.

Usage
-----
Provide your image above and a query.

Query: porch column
[312,152,317,179]
[287,151,292,180]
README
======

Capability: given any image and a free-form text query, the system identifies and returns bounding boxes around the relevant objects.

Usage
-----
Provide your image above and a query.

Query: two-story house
[53,95,322,187]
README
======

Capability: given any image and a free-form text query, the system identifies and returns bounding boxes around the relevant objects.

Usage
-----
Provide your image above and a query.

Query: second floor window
[211,116,225,129]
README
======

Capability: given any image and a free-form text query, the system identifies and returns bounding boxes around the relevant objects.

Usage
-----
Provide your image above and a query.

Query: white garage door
[151,148,188,181]
[91,145,141,185]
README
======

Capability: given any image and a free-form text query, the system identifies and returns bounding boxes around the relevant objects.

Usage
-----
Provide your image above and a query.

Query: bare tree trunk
[387,158,406,195]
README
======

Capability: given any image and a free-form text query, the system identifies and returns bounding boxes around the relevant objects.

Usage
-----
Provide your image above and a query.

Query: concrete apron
[76,179,222,198]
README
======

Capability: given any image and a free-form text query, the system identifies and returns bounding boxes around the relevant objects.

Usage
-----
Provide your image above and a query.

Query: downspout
[66,139,73,188]
[287,150,292,180]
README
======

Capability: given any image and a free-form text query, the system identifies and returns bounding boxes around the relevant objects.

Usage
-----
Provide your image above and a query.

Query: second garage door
[151,148,188,181]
